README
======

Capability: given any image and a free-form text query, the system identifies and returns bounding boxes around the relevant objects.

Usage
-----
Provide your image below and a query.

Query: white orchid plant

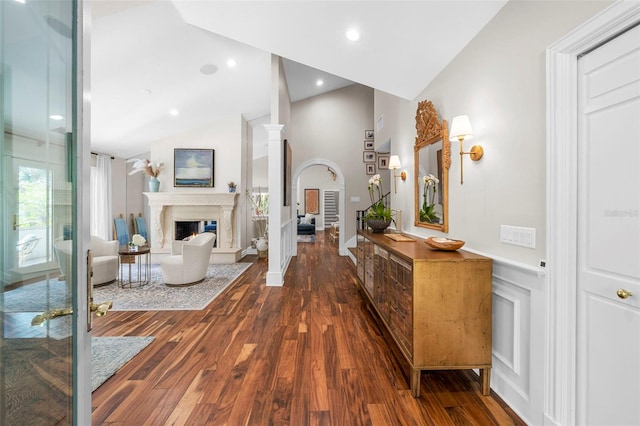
[364,174,394,224]
[127,158,164,178]
[420,174,440,223]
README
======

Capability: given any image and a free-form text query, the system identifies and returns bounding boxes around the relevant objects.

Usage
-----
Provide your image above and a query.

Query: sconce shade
[449,115,474,141]
[388,155,402,170]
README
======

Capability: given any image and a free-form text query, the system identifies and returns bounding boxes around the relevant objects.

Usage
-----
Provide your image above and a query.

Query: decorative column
[265,124,285,286]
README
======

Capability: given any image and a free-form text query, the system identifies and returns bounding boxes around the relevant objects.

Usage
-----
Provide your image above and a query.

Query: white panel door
[577,24,640,426]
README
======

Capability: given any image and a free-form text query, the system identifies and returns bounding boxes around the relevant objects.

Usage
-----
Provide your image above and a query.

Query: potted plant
[227,181,237,193]
[364,174,395,232]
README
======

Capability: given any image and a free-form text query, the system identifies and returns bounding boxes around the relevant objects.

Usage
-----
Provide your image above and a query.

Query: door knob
[616,289,633,299]
[90,301,113,317]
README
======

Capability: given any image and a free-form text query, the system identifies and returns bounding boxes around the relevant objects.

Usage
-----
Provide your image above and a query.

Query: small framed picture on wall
[364,140,374,150]
[365,130,374,139]
[363,151,376,163]
[377,153,390,169]
[365,163,376,175]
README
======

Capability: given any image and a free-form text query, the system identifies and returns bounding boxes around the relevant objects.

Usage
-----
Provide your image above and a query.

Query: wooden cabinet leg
[480,367,491,395]
[411,368,421,398]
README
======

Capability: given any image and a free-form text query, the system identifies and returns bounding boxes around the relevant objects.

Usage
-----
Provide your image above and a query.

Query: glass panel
[16,164,54,268]
[1,0,76,424]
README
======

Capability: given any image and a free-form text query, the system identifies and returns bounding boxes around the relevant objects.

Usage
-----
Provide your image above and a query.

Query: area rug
[297,234,316,243]
[92,336,155,391]
[3,335,154,424]
[95,263,251,310]
[3,263,251,312]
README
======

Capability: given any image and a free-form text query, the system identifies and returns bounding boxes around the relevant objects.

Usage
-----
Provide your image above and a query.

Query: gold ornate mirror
[414,100,450,233]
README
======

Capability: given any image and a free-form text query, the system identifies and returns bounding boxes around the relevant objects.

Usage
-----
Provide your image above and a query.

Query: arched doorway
[292,159,346,256]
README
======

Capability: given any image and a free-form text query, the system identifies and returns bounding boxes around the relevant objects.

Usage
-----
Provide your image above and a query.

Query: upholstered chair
[54,236,119,287]
[90,235,119,286]
[160,232,216,286]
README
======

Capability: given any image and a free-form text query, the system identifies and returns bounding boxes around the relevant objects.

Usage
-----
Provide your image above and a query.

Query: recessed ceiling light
[316,79,324,87]
[49,114,64,120]
[140,89,151,95]
[346,29,360,42]
[200,64,218,75]
[227,58,237,68]
[170,109,179,116]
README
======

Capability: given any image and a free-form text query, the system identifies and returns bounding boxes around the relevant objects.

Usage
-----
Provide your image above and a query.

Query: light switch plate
[500,225,536,248]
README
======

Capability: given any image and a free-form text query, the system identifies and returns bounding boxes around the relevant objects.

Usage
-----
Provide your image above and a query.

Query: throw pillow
[301,213,313,225]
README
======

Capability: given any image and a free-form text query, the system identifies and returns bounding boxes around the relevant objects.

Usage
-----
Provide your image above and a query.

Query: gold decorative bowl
[424,237,465,251]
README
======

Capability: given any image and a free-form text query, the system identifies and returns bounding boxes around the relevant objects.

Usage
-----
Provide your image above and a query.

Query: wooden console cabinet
[356,230,493,397]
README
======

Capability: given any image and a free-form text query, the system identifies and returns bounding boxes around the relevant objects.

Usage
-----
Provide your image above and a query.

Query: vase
[228,187,236,193]
[149,177,160,192]
[256,237,268,259]
[366,218,391,233]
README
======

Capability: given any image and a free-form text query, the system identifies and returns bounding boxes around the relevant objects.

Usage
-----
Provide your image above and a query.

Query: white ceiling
[90,0,508,159]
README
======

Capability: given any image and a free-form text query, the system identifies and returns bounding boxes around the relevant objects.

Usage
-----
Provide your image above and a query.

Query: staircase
[324,191,339,228]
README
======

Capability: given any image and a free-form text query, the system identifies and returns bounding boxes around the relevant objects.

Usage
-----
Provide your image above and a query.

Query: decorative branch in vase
[246,188,269,257]
[127,158,164,192]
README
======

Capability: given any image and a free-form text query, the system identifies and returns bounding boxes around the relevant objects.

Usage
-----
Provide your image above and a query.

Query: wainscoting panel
[490,257,546,425]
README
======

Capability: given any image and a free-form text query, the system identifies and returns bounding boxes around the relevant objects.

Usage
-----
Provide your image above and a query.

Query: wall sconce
[388,155,406,193]
[449,115,483,184]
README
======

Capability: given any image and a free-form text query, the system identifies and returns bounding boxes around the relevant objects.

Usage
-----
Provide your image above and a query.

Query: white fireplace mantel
[144,192,239,257]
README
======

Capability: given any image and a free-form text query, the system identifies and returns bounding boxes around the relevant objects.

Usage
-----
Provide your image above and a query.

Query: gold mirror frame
[414,100,450,233]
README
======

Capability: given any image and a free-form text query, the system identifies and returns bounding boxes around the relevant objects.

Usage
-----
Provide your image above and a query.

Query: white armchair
[91,235,119,286]
[161,233,216,286]
[53,235,119,287]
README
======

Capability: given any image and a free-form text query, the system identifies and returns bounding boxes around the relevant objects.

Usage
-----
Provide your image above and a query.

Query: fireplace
[144,192,241,263]
[175,220,217,246]
[175,221,200,240]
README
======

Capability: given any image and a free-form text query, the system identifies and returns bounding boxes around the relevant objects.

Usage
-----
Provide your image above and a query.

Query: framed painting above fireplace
[174,148,214,187]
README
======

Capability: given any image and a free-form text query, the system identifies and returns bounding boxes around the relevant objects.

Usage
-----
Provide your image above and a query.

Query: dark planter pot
[366,218,391,233]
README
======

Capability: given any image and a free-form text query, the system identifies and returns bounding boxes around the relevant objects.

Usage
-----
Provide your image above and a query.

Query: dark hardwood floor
[91,231,525,425]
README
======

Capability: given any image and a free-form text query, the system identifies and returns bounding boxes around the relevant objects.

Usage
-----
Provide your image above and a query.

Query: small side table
[118,245,151,287]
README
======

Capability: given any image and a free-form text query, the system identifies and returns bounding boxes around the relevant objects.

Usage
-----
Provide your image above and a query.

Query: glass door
[1,0,88,424]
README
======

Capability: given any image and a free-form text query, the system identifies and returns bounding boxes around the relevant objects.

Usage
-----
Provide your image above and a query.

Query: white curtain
[90,154,113,240]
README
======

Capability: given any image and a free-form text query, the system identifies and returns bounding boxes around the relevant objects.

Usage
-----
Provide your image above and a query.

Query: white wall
[149,114,246,248]
[253,156,268,189]
[290,84,374,242]
[376,0,610,267]
[151,114,244,193]
[374,1,612,424]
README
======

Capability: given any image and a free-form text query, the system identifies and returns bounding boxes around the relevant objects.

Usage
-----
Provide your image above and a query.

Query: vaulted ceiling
[90,0,507,159]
